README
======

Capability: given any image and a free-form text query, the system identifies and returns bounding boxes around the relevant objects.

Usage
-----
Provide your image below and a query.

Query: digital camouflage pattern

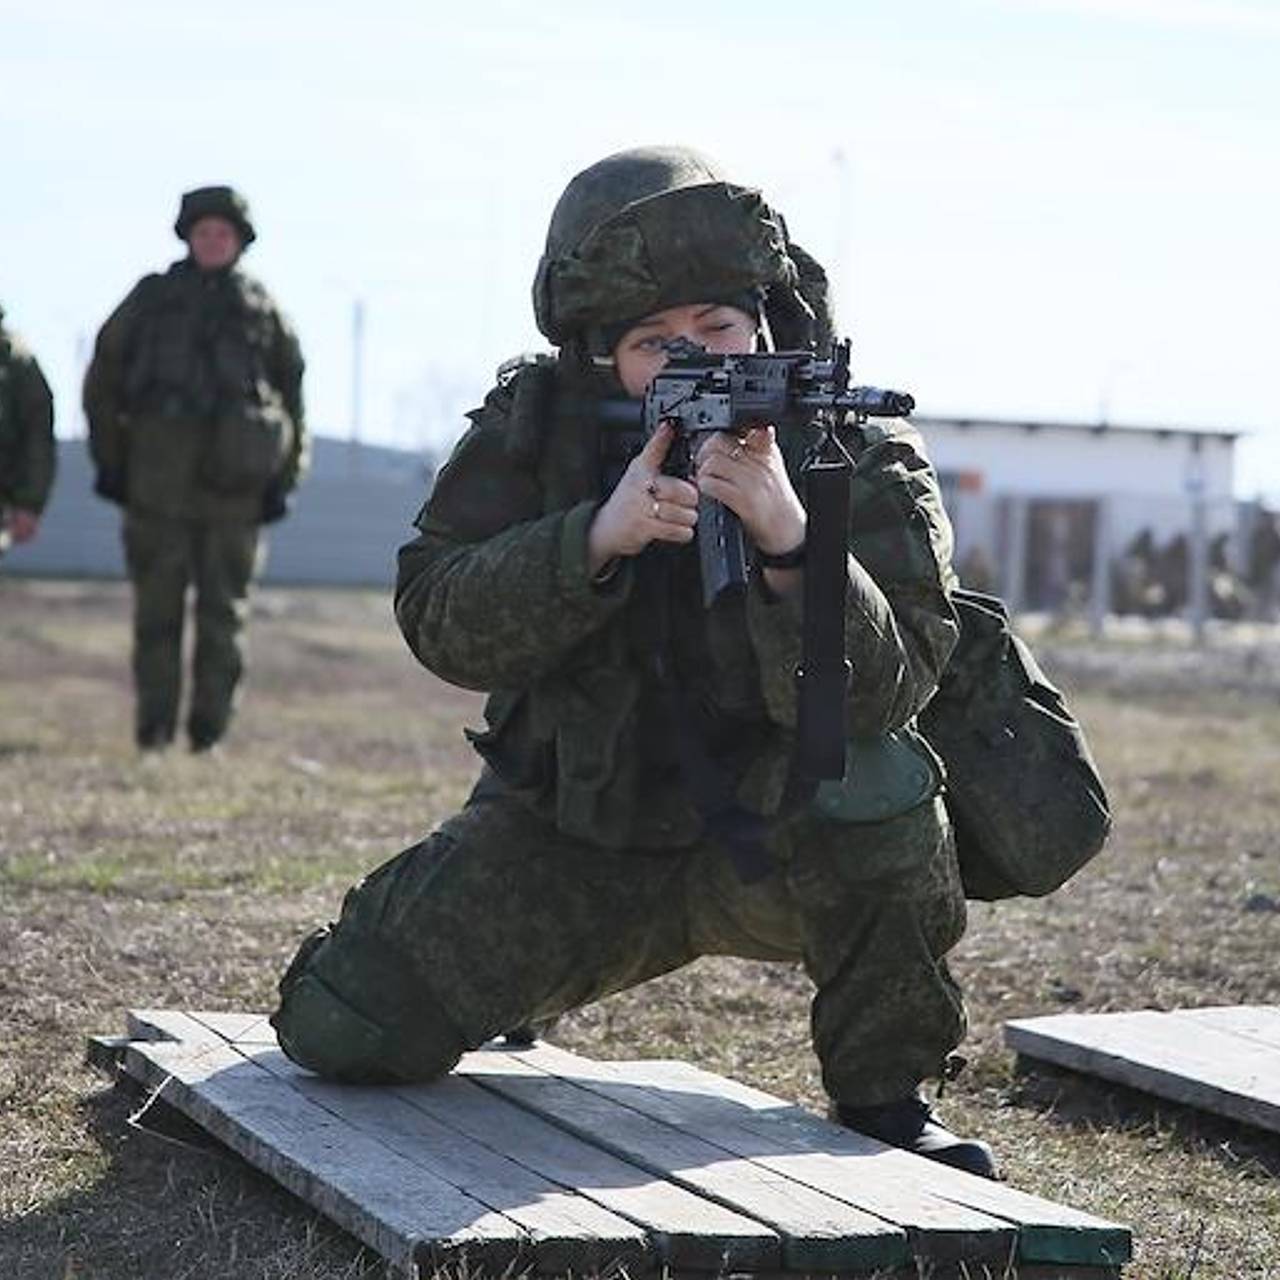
[0,307,56,517]
[533,145,830,352]
[393,356,957,848]
[274,148,967,1107]
[83,198,305,748]
[274,782,966,1106]
[277,357,966,1103]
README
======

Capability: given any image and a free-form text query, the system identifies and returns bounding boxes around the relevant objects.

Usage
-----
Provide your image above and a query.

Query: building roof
[914,414,1242,443]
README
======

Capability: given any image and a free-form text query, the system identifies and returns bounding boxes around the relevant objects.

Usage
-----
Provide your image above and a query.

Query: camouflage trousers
[122,510,262,748]
[272,779,968,1107]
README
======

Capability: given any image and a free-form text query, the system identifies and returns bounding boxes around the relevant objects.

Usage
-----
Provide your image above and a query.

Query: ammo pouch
[810,727,943,825]
[918,589,1111,901]
[202,400,293,493]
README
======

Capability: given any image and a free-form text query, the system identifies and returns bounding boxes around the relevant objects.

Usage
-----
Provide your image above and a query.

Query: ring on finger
[645,479,659,497]
[650,498,661,519]
[731,442,745,460]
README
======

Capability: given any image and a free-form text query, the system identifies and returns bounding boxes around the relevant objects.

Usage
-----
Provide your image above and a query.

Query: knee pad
[271,929,467,1084]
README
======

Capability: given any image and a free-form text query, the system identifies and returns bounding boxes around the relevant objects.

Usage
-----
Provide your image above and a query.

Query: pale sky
[4,0,1278,495]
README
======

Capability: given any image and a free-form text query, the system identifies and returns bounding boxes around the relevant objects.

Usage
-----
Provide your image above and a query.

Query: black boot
[136,723,174,752]
[188,714,224,754]
[832,1094,999,1179]
[500,1016,559,1047]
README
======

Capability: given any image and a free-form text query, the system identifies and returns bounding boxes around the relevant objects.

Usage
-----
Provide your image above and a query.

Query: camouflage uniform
[273,148,967,1111]
[0,306,56,554]
[84,186,307,749]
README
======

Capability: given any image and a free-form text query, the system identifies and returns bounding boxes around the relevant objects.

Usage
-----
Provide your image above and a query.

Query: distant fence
[4,436,434,588]
[953,491,1277,642]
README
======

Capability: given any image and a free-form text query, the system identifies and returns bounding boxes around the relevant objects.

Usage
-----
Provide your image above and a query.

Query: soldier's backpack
[918,589,1112,901]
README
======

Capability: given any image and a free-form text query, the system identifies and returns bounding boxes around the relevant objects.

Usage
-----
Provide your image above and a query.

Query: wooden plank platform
[1006,1005,1280,1135]
[91,1009,1130,1277]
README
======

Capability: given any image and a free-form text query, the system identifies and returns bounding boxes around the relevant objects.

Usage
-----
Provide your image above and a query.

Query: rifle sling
[796,449,853,780]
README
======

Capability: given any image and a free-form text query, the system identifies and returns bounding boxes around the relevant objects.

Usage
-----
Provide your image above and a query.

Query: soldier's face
[188,217,243,270]
[613,302,757,397]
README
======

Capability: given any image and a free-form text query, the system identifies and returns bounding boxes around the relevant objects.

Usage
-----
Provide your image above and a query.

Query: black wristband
[755,541,806,569]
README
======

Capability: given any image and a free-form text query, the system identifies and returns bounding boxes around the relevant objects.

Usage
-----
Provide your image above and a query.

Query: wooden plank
[189,1010,276,1044]
[121,1012,527,1275]
[493,1045,1014,1268]
[115,1013,1126,1275]
[388,1070,777,1273]
[129,1007,224,1045]
[183,1011,781,1274]
[461,1048,909,1273]
[239,1044,650,1276]
[500,1044,1129,1270]
[1006,1008,1280,1135]
[1172,1005,1280,1052]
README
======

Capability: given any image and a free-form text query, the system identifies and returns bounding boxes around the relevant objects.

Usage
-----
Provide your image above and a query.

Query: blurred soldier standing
[84,186,307,751]
[0,304,56,556]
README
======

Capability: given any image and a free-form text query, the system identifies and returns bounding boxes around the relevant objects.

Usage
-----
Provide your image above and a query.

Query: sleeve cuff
[558,500,633,604]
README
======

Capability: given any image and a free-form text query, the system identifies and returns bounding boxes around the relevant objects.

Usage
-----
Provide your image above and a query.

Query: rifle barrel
[598,399,643,428]
[821,388,915,417]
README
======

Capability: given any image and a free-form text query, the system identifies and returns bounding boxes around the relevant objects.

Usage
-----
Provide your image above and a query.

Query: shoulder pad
[134,270,177,305]
[495,350,556,388]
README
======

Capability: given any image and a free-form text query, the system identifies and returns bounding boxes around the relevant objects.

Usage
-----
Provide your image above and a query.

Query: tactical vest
[124,263,277,423]
[119,262,295,509]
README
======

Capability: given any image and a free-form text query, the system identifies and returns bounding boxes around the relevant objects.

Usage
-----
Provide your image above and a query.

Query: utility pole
[349,298,365,474]
[73,330,91,438]
[831,147,852,323]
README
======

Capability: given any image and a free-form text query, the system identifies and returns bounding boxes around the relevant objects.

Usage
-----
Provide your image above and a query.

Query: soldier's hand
[696,426,806,557]
[6,510,39,544]
[260,482,291,525]
[586,422,698,577]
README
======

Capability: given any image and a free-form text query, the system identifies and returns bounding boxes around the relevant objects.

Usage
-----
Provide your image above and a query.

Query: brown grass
[1,578,1278,1278]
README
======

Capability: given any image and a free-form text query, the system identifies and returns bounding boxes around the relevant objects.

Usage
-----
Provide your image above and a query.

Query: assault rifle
[599,337,914,608]
[600,338,916,781]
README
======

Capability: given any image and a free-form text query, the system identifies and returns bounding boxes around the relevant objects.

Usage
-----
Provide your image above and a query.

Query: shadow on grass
[0,1077,386,1280]
[1009,1058,1280,1181]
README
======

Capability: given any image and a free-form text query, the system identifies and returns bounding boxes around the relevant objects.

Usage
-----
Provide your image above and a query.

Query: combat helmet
[533,145,832,353]
[174,185,257,248]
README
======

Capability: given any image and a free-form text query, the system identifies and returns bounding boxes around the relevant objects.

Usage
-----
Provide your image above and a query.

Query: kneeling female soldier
[273,145,993,1178]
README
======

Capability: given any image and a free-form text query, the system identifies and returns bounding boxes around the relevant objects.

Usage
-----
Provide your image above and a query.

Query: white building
[915,414,1241,613]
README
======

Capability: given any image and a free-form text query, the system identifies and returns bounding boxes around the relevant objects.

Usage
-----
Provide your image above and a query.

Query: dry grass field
[2,576,1279,1279]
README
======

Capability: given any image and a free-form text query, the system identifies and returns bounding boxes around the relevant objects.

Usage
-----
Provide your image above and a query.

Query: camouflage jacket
[0,319,56,513]
[83,258,307,521]
[396,355,958,849]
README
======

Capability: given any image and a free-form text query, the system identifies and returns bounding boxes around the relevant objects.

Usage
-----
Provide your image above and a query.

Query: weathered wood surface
[463,1047,905,1274]
[181,1012,779,1273]
[502,1046,1130,1268]
[100,1008,1131,1276]
[123,1012,524,1275]
[1006,1006,1280,1135]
